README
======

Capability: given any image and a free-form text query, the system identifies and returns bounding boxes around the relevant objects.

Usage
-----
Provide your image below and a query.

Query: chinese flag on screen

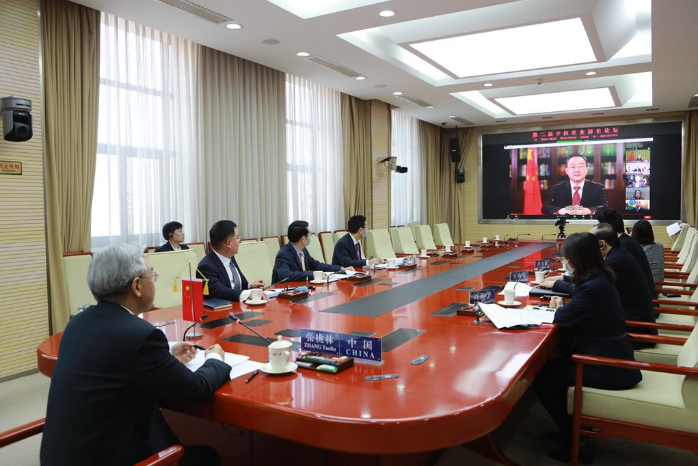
[181,278,205,322]
[523,148,543,214]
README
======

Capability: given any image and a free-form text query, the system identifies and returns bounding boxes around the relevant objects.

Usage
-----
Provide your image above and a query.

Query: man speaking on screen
[541,153,609,216]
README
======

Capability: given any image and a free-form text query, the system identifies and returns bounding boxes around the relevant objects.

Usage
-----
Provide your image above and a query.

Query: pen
[192,344,206,351]
[245,369,259,383]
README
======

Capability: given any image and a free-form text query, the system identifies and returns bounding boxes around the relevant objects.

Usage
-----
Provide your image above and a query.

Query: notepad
[479,303,555,329]
[167,342,260,379]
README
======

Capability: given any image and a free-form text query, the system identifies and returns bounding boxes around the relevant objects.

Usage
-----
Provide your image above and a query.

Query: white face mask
[362,228,369,239]
[562,259,574,275]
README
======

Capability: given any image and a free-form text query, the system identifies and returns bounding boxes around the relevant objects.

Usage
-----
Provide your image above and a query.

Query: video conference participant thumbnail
[541,153,609,216]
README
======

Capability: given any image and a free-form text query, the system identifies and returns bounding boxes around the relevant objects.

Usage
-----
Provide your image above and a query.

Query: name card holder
[301,329,383,366]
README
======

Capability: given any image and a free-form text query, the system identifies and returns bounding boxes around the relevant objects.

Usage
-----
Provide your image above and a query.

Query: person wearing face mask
[332,215,386,268]
[534,232,641,462]
[273,220,354,283]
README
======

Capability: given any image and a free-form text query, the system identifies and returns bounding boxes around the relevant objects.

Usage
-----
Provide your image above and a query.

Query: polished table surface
[37,241,561,455]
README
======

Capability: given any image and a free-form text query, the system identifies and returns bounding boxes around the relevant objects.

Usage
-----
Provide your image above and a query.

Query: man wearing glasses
[332,215,386,268]
[41,243,230,466]
[541,153,609,216]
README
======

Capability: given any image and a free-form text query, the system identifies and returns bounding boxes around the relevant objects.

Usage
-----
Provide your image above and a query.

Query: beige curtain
[685,111,698,225]
[341,94,370,218]
[423,122,469,242]
[198,46,287,238]
[41,0,101,333]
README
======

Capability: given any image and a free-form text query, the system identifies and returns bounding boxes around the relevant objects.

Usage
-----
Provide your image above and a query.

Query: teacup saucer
[530,280,541,285]
[386,266,399,270]
[261,362,298,375]
[498,300,522,307]
[419,255,429,258]
[245,299,268,306]
[310,279,326,284]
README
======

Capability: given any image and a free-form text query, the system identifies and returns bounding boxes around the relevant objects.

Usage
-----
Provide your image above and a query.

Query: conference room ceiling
[72,0,698,128]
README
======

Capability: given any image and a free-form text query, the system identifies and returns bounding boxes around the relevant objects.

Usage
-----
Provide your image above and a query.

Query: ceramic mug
[269,336,292,371]
[503,289,516,304]
[465,241,471,248]
[313,270,325,282]
[387,258,397,267]
[534,271,546,283]
[250,288,263,302]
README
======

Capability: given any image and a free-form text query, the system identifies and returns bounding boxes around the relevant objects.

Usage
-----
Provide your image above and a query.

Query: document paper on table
[168,342,263,379]
[479,303,555,329]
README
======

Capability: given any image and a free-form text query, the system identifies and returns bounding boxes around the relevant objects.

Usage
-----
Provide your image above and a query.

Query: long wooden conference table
[37,241,561,465]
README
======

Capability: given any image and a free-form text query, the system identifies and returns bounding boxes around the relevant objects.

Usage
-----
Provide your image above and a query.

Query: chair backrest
[366,229,396,259]
[407,222,420,239]
[261,237,281,265]
[183,242,206,263]
[672,225,691,252]
[143,250,199,308]
[333,230,348,244]
[433,223,454,247]
[62,253,96,316]
[281,235,289,245]
[390,227,419,255]
[415,225,437,250]
[306,234,326,262]
[680,237,698,273]
[145,246,158,254]
[678,323,698,411]
[677,228,697,264]
[236,242,273,286]
[319,232,336,264]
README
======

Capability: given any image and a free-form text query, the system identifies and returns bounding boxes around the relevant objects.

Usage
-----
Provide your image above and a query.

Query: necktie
[573,186,581,206]
[230,260,242,289]
[355,242,361,260]
[299,251,305,271]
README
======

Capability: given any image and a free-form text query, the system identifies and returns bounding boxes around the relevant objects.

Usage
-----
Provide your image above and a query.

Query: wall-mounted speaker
[455,168,465,183]
[449,138,461,163]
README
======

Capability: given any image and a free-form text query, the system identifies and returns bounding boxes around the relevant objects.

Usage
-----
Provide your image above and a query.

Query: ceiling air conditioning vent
[452,117,475,126]
[688,96,698,108]
[393,93,433,108]
[157,0,231,24]
[305,56,360,78]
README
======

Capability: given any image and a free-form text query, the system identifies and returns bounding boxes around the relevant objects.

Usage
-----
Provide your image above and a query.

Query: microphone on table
[234,317,273,344]
[516,233,531,241]
[263,277,288,292]
[541,233,557,242]
[182,313,208,341]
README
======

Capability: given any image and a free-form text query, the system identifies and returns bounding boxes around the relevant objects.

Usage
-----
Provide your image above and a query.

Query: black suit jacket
[332,233,366,268]
[272,242,341,283]
[197,251,249,301]
[154,242,189,252]
[619,233,658,299]
[541,180,608,215]
[553,273,641,389]
[40,301,230,466]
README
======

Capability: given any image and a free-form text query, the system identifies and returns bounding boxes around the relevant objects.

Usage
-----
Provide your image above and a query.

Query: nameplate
[301,329,382,362]
[509,271,530,282]
[469,289,495,305]
[535,259,552,271]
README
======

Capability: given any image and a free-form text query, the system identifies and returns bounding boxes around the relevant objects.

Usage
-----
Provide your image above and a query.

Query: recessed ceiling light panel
[296,52,310,57]
[495,88,616,115]
[267,0,393,19]
[379,10,395,17]
[483,83,494,87]
[585,71,597,76]
[225,22,242,30]
[410,18,596,78]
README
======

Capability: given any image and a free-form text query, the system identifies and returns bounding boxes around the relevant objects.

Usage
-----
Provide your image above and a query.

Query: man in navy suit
[332,215,385,268]
[197,220,265,302]
[273,220,353,283]
[541,153,609,216]
[41,243,230,466]
[154,221,190,252]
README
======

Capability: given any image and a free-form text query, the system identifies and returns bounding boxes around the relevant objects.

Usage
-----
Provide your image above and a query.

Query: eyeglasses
[141,271,159,282]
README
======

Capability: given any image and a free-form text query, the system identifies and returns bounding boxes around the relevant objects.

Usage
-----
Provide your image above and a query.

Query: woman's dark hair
[634,190,643,200]
[631,219,655,245]
[560,232,615,285]
[162,221,183,240]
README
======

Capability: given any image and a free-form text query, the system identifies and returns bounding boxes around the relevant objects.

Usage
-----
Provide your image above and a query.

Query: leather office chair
[415,225,437,251]
[366,229,396,259]
[568,326,698,466]
[143,250,199,308]
[261,236,281,265]
[236,241,273,286]
[433,223,455,248]
[62,253,96,316]
[390,227,419,255]
[631,319,697,365]
[0,418,184,465]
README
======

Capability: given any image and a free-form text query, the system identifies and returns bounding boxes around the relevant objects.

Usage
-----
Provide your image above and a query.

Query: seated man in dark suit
[541,153,608,216]
[273,220,353,282]
[154,221,190,252]
[592,223,657,349]
[197,220,265,302]
[332,215,385,268]
[41,243,231,466]
[596,209,658,299]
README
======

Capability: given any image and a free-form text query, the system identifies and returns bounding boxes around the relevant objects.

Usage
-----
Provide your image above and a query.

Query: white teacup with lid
[269,336,293,371]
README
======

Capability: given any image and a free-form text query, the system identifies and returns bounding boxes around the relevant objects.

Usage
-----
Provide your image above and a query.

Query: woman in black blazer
[534,232,642,462]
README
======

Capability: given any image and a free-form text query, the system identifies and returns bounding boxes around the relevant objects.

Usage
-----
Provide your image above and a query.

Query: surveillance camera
[1,96,33,142]
[441,122,447,126]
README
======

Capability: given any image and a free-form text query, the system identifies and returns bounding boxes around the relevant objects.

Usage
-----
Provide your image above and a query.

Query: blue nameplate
[510,271,530,282]
[469,289,495,305]
[301,329,382,362]
[535,259,552,271]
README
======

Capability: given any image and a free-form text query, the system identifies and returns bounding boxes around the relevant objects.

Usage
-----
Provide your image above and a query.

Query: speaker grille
[305,56,361,78]
[157,0,231,24]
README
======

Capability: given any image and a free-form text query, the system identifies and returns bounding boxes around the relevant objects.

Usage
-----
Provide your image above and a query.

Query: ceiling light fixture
[225,22,242,30]
[379,10,395,17]
[585,71,597,76]
[426,105,434,109]
[355,76,366,80]
[296,52,310,57]
[448,115,456,118]
[393,91,403,96]
[495,88,616,115]
[483,83,494,87]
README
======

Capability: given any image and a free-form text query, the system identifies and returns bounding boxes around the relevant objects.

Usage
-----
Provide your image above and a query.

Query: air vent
[393,93,433,108]
[542,116,554,119]
[305,56,361,78]
[688,96,698,108]
[157,0,231,23]
[452,117,475,126]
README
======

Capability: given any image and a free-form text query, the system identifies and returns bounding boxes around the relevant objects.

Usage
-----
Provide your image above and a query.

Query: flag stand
[185,261,203,339]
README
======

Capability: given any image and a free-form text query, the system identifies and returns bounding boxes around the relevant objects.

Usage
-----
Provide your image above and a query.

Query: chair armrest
[653,307,698,317]
[0,418,45,448]
[657,288,693,296]
[134,445,184,466]
[654,299,698,307]
[664,264,683,270]
[665,272,690,278]
[626,320,695,333]
[571,354,698,376]
[627,332,687,346]
[655,281,697,289]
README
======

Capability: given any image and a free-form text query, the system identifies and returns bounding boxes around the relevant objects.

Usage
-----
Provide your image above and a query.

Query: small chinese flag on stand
[181,278,205,322]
